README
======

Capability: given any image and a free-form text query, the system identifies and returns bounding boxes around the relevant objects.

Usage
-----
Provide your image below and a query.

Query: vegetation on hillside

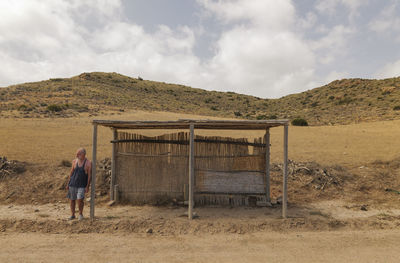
[0,72,400,125]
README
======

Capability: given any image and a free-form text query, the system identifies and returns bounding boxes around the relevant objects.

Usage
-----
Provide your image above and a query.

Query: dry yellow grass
[1,110,399,167]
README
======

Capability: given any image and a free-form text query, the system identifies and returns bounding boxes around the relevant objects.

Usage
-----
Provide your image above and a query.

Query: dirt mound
[272,160,350,190]
[96,158,111,196]
[1,213,400,235]
[0,156,26,179]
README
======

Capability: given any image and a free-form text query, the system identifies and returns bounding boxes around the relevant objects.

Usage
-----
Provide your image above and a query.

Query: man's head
[76,148,86,160]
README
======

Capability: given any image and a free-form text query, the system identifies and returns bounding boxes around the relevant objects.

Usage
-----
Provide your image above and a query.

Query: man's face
[76,150,85,160]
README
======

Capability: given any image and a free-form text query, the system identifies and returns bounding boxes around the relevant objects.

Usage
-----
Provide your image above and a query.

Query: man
[66,148,92,220]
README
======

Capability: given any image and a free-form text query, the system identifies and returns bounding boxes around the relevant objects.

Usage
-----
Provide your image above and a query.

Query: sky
[0,0,399,98]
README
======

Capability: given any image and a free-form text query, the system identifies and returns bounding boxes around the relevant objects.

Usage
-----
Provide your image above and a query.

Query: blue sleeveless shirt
[68,159,88,188]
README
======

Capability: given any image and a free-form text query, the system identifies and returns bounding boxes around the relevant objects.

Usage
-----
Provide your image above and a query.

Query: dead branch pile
[0,156,26,179]
[272,160,347,190]
[97,158,112,196]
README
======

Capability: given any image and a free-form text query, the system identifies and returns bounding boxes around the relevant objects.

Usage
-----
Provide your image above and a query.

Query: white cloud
[298,12,318,30]
[198,0,295,29]
[376,60,400,78]
[0,0,320,98]
[310,25,354,64]
[369,2,400,33]
[315,0,365,19]
[1,0,374,99]
[324,70,349,83]
[195,0,316,97]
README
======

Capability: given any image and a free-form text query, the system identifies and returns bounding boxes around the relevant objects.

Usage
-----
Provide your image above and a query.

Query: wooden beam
[90,123,97,220]
[265,128,271,203]
[110,128,117,201]
[188,124,195,220]
[110,138,267,147]
[92,119,289,130]
[282,124,288,218]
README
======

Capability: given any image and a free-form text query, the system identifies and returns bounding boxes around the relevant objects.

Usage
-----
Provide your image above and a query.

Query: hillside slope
[0,72,400,125]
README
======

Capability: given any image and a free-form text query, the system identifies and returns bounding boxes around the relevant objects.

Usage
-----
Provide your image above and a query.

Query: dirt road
[1,230,399,263]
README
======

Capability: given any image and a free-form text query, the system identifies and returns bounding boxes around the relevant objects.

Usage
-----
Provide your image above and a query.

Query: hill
[1,72,400,125]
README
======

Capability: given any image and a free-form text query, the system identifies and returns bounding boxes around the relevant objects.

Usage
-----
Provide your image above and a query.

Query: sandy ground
[1,230,400,263]
[1,202,400,263]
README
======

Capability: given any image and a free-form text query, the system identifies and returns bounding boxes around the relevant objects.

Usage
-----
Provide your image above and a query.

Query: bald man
[66,148,92,220]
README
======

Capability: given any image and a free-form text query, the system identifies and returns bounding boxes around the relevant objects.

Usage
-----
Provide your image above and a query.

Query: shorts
[67,187,86,200]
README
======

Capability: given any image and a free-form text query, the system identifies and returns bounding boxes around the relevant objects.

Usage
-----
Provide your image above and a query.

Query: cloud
[369,2,400,33]
[310,25,354,64]
[197,0,295,29]
[376,60,400,78]
[195,0,316,97]
[0,0,201,88]
[0,0,320,98]
[315,0,365,19]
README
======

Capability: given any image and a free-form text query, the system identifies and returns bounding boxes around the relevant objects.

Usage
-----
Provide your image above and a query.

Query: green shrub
[291,118,308,126]
[393,105,400,111]
[337,97,353,105]
[61,160,72,167]
[47,104,63,112]
[204,98,212,104]
[234,111,242,117]
[311,102,318,107]
[268,114,277,119]
[18,104,28,111]
[256,115,267,120]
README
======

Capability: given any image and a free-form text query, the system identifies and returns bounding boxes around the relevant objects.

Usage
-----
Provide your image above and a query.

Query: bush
[61,160,72,167]
[234,111,242,117]
[18,104,28,111]
[256,115,267,120]
[337,97,353,105]
[268,114,277,119]
[291,118,308,126]
[47,104,63,112]
[393,105,400,111]
[204,98,212,104]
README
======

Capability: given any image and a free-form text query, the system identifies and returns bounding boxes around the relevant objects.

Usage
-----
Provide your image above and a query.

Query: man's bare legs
[77,199,84,216]
[70,200,76,217]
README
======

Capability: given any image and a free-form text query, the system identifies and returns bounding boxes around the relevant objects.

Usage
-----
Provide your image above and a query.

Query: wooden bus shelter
[89,119,289,220]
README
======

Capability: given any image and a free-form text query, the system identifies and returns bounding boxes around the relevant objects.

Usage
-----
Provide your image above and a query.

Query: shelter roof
[92,119,289,130]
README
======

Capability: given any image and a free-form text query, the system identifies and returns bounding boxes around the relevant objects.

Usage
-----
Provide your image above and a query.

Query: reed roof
[92,119,289,130]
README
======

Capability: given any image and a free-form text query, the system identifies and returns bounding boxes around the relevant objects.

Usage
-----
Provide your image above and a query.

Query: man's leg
[78,199,84,215]
[70,200,76,216]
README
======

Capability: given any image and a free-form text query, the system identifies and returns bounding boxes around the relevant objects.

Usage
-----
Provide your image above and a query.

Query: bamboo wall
[115,132,266,205]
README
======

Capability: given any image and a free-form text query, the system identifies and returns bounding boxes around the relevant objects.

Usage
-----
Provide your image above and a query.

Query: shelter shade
[92,119,288,130]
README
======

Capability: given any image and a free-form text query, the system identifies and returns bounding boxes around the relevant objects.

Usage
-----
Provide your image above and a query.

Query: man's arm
[66,159,75,190]
[85,160,92,193]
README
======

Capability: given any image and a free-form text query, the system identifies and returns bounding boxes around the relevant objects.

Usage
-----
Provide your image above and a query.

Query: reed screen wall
[114,131,267,205]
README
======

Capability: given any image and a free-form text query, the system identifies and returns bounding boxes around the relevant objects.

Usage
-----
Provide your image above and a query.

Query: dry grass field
[1,109,400,166]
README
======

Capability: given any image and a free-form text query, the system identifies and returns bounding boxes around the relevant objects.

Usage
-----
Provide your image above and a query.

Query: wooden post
[282,124,288,218]
[110,128,117,201]
[90,123,97,220]
[265,128,271,203]
[114,184,119,203]
[188,124,195,220]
